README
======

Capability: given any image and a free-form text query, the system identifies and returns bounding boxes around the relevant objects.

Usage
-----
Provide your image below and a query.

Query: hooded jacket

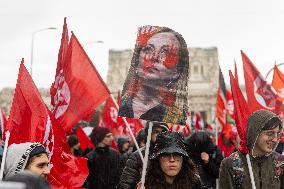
[219,110,284,189]
[4,142,45,178]
[187,131,223,188]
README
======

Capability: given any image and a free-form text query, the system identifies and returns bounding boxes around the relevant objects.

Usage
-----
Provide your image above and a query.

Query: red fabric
[168,123,191,136]
[49,115,89,189]
[76,126,95,151]
[82,109,96,122]
[242,50,279,113]
[7,60,49,145]
[101,97,119,130]
[207,123,213,131]
[226,90,236,122]
[234,61,239,85]
[116,117,144,141]
[50,17,69,108]
[52,32,110,133]
[0,109,7,138]
[217,135,235,157]
[229,70,249,154]
[216,88,226,127]
[195,112,203,130]
[272,65,284,102]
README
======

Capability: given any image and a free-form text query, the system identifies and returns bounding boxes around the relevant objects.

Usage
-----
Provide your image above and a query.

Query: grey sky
[1,0,284,90]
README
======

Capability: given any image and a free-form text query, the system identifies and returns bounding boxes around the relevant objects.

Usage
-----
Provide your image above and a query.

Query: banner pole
[0,131,10,180]
[109,94,144,163]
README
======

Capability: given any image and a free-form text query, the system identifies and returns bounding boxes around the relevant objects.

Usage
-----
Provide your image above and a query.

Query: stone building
[106,47,220,124]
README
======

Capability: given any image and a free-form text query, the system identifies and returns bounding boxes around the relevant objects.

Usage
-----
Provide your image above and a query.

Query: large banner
[118,26,189,124]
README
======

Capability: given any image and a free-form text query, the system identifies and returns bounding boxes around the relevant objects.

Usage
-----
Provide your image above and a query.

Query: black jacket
[85,146,120,189]
[118,145,156,189]
[187,132,223,189]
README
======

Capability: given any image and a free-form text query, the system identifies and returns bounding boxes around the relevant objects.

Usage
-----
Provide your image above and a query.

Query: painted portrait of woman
[118,25,189,125]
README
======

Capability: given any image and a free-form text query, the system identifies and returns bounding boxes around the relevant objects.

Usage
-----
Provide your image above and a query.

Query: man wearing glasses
[220,109,284,189]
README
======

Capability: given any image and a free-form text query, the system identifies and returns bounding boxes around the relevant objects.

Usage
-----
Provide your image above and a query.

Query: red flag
[7,60,50,145]
[194,112,203,130]
[76,126,95,151]
[51,32,110,132]
[234,60,239,85]
[0,109,7,138]
[50,17,69,108]
[229,70,249,154]
[116,117,144,140]
[272,65,284,102]
[241,50,279,113]
[216,68,227,127]
[101,97,119,130]
[226,90,236,124]
[49,115,89,189]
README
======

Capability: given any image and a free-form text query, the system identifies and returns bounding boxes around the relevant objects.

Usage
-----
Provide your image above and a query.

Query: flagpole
[0,131,10,180]
[109,94,144,162]
[140,121,152,189]
[246,154,256,189]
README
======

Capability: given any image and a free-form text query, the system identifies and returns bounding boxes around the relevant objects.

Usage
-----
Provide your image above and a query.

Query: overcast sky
[1,0,284,90]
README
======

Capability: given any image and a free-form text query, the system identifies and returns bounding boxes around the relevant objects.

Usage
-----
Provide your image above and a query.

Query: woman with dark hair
[118,26,189,125]
[137,131,201,189]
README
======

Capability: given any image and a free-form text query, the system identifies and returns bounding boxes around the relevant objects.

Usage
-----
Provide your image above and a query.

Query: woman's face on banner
[137,32,180,83]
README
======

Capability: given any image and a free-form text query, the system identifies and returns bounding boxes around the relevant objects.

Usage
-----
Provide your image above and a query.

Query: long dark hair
[145,156,200,189]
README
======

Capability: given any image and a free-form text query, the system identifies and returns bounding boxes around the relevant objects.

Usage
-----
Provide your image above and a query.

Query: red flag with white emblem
[51,29,110,133]
[242,50,280,113]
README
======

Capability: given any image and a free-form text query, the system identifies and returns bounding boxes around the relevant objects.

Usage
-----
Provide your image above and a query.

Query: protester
[68,134,83,156]
[118,121,169,189]
[137,131,201,189]
[118,25,189,125]
[4,170,51,189]
[85,126,120,189]
[219,109,284,188]
[132,128,146,152]
[117,136,131,154]
[4,142,50,179]
[187,131,223,189]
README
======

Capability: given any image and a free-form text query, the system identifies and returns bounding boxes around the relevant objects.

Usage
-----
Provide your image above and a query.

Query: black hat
[150,131,188,159]
[145,121,169,131]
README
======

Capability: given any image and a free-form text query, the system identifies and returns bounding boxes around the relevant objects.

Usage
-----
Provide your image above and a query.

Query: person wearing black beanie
[85,126,120,189]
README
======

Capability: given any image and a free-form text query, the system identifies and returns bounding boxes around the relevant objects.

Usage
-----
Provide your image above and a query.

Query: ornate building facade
[106,47,219,124]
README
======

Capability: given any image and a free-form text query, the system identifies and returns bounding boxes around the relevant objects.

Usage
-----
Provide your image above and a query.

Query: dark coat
[85,146,120,189]
[118,147,146,189]
[187,132,223,189]
[219,110,284,189]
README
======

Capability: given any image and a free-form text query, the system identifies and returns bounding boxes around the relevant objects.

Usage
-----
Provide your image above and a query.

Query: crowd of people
[1,109,284,189]
[1,21,284,189]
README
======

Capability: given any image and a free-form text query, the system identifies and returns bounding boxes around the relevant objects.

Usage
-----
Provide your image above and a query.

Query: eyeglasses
[261,130,282,140]
[160,153,183,161]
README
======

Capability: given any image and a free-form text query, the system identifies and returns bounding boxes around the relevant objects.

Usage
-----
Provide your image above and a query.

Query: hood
[187,131,215,154]
[117,137,130,153]
[246,110,282,155]
[4,142,44,178]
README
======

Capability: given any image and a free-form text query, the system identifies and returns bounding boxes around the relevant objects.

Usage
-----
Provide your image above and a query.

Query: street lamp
[30,27,57,77]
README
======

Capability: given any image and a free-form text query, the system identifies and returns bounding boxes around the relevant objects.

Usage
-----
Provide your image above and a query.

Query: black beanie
[91,127,111,145]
